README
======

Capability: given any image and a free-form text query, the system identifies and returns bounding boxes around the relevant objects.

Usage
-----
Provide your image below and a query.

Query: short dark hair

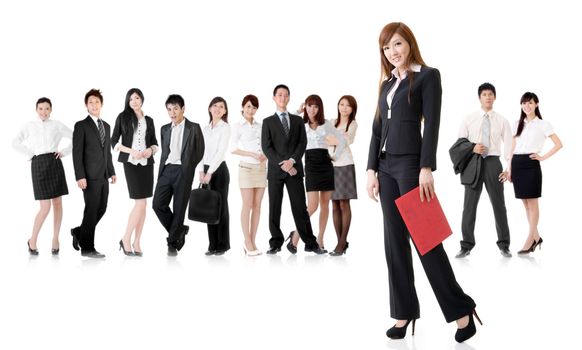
[478,82,496,97]
[242,94,259,109]
[208,96,228,123]
[85,89,103,105]
[36,97,52,108]
[165,94,185,108]
[273,84,290,96]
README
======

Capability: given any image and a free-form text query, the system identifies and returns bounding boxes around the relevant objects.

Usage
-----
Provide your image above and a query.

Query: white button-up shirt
[458,109,512,161]
[165,118,185,165]
[199,119,231,174]
[512,117,555,154]
[230,117,263,164]
[13,118,73,159]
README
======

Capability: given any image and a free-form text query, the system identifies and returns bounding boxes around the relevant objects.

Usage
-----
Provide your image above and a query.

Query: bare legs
[122,198,147,254]
[332,199,351,253]
[520,198,541,250]
[240,187,265,253]
[292,190,332,247]
[29,197,63,251]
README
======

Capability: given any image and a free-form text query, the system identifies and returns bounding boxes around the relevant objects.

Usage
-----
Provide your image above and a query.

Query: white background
[1,1,580,349]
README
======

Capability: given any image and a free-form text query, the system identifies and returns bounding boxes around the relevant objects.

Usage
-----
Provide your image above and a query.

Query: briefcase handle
[199,183,213,191]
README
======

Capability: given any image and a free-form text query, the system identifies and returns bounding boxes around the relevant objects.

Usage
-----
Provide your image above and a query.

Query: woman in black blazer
[366,22,478,343]
[111,88,158,256]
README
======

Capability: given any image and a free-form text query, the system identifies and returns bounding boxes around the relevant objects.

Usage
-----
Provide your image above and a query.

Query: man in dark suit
[71,89,116,258]
[261,84,326,255]
[152,94,204,256]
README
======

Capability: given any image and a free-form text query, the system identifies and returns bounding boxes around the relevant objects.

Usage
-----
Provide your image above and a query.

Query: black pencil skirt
[511,154,542,199]
[305,149,334,192]
[123,163,154,199]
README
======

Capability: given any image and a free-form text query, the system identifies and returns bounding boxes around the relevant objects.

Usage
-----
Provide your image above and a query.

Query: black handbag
[188,184,221,225]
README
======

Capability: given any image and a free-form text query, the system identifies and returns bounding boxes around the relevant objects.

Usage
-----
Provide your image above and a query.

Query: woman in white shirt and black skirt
[13,97,72,255]
[288,94,346,251]
[199,97,231,256]
[502,92,562,254]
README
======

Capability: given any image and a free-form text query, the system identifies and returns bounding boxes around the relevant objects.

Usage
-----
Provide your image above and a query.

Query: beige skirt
[239,161,267,188]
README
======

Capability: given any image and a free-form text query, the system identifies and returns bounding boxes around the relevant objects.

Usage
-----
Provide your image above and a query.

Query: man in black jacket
[71,89,116,258]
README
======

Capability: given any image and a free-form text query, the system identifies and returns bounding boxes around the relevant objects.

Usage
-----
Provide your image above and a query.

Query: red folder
[394,187,452,256]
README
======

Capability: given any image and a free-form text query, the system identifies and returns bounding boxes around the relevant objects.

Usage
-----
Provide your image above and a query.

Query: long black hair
[516,92,542,137]
[119,88,144,134]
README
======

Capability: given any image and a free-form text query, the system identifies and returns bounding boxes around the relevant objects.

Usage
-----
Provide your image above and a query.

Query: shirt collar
[172,118,185,128]
[480,109,495,117]
[89,114,100,123]
[239,117,257,126]
[210,119,225,129]
[391,63,422,80]
[276,111,288,118]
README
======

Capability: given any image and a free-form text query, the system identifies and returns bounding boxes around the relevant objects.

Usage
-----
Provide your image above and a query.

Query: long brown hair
[335,95,357,132]
[375,22,426,120]
[302,94,325,126]
[516,92,542,137]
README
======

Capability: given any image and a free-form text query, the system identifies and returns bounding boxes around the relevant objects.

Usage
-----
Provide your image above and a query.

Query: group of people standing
[14,87,360,259]
[13,21,562,344]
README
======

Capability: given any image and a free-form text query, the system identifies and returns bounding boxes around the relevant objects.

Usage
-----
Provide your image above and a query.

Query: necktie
[97,119,105,147]
[281,112,289,136]
[481,114,490,158]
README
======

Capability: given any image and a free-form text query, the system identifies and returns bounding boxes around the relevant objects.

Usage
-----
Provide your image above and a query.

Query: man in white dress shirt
[456,83,512,258]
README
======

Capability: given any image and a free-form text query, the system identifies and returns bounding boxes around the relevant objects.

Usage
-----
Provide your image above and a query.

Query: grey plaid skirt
[331,164,357,200]
[31,153,68,200]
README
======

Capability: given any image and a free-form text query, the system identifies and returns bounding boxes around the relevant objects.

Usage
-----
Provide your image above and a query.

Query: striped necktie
[97,119,105,147]
[281,112,289,136]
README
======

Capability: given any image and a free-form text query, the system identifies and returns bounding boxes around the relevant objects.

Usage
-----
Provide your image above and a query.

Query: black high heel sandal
[455,310,482,343]
[386,319,416,339]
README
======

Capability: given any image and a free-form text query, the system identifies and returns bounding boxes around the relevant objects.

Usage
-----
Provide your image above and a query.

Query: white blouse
[305,120,346,160]
[229,117,262,164]
[199,120,231,174]
[329,119,357,167]
[13,118,73,160]
[114,117,148,166]
[512,117,555,155]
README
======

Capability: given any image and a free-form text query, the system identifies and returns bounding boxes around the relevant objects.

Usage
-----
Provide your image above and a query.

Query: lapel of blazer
[162,123,171,156]
[86,116,106,153]
[181,119,191,159]
[272,113,288,139]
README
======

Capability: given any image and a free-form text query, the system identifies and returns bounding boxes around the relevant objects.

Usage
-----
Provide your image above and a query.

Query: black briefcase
[188,184,221,225]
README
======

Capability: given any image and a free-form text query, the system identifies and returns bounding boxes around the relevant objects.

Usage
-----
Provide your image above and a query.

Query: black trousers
[268,175,318,250]
[79,179,109,251]
[152,165,192,247]
[205,163,230,252]
[378,154,475,322]
[460,156,511,250]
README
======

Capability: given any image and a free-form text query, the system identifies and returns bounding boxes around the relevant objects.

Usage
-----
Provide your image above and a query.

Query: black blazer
[367,66,441,172]
[73,116,116,181]
[261,112,307,180]
[110,113,158,165]
[449,137,482,189]
[157,118,205,185]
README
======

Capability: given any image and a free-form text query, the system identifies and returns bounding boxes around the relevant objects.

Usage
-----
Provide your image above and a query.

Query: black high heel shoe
[455,310,482,343]
[27,240,39,256]
[285,231,297,255]
[51,248,60,255]
[119,240,134,256]
[517,239,537,254]
[386,319,416,339]
[329,242,349,256]
[532,237,543,252]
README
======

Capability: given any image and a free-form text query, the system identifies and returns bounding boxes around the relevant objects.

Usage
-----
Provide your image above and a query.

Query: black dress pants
[268,174,318,250]
[205,162,230,252]
[378,154,475,322]
[153,165,192,247]
[79,179,109,251]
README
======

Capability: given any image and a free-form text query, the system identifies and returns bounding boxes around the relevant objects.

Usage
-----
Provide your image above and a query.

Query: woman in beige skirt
[230,95,267,256]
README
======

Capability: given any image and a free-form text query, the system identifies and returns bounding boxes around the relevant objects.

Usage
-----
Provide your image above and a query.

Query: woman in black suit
[366,22,478,343]
[111,88,158,256]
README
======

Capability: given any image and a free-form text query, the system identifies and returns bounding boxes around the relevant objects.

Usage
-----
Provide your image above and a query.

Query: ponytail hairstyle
[516,92,542,137]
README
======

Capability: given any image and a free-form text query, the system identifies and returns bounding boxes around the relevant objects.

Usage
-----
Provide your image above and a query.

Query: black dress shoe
[499,247,512,258]
[71,227,80,251]
[386,319,416,339]
[266,246,281,255]
[204,250,216,256]
[285,231,297,254]
[305,245,327,255]
[455,248,471,258]
[176,226,190,251]
[214,249,228,256]
[168,246,178,256]
[81,250,106,258]
[455,310,482,343]
[27,240,39,256]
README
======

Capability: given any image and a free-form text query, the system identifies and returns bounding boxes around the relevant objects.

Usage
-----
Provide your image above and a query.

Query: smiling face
[166,103,185,125]
[306,103,319,122]
[209,101,226,121]
[36,102,52,121]
[521,99,538,117]
[382,33,411,73]
[86,96,102,117]
[479,90,496,111]
[129,92,143,112]
[338,98,353,119]
[242,100,258,121]
[273,87,290,111]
